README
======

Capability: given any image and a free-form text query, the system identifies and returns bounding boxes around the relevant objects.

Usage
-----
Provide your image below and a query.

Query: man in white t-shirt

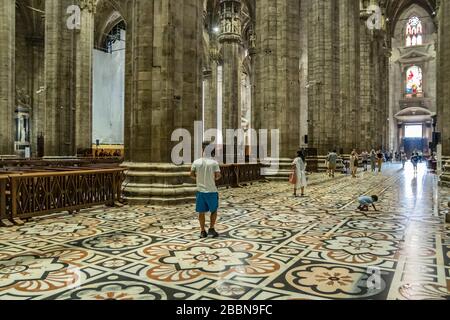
[191,143,222,238]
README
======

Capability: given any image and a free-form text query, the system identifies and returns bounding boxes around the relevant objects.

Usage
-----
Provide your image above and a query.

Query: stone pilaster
[437,0,450,156]
[44,0,76,156]
[254,0,301,160]
[122,0,203,205]
[0,0,15,155]
[218,0,242,134]
[307,0,339,155]
[75,0,95,152]
[339,0,360,154]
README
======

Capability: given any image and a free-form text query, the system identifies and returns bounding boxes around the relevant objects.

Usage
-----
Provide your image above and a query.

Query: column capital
[218,0,242,43]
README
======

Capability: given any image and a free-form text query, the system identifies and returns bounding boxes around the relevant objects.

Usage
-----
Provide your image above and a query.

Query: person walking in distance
[350,150,359,178]
[327,150,338,178]
[377,150,384,173]
[361,150,369,172]
[370,149,377,172]
[191,143,222,239]
[401,152,407,169]
[292,150,308,197]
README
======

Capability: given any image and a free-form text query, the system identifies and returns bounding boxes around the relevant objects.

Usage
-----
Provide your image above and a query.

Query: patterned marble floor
[0,163,449,300]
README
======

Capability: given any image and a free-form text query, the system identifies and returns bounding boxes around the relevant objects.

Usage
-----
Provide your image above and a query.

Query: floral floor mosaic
[0,163,449,300]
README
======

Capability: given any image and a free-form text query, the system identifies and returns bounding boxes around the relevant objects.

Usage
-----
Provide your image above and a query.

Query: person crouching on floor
[357,195,379,212]
[191,142,222,239]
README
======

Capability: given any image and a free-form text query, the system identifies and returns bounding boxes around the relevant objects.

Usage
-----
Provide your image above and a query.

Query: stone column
[122,0,203,205]
[380,45,390,150]
[0,0,15,155]
[44,0,76,156]
[437,0,450,156]
[307,0,339,155]
[30,37,45,156]
[254,0,301,178]
[254,0,302,153]
[74,0,95,153]
[359,13,374,151]
[204,39,220,133]
[339,0,360,154]
[218,0,242,133]
[372,36,382,149]
[248,31,257,141]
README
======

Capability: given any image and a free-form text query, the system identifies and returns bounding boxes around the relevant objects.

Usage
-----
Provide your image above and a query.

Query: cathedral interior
[0,0,449,301]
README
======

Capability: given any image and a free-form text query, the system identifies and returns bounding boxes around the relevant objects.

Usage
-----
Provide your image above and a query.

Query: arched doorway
[395,107,435,156]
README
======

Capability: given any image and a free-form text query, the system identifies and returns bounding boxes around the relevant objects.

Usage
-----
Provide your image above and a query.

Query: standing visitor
[327,150,338,178]
[350,150,359,178]
[401,152,407,169]
[361,150,369,172]
[191,143,222,239]
[292,151,307,197]
[377,150,384,173]
[370,149,377,172]
[411,153,419,173]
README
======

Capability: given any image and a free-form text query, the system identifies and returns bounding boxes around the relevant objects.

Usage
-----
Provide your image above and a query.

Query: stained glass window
[406,16,423,47]
[406,66,423,95]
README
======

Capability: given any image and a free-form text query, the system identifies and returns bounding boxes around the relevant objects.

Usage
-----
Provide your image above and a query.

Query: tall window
[406,16,423,47]
[406,66,423,95]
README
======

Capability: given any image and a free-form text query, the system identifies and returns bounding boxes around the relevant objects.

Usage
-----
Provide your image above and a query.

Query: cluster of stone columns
[359,2,390,153]
[122,0,203,204]
[44,0,95,156]
[306,0,340,155]
[339,0,361,153]
[307,0,390,155]
[0,0,15,155]
[75,0,96,153]
[254,0,301,160]
[0,0,94,157]
[219,0,242,132]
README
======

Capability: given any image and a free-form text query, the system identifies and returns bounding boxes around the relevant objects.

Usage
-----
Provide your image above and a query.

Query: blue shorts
[196,192,219,213]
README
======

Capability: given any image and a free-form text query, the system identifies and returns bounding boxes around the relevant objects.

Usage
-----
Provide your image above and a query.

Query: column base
[121,163,197,206]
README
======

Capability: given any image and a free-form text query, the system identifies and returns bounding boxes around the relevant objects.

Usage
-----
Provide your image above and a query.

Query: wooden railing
[218,163,267,188]
[0,168,125,227]
[0,175,12,227]
[0,157,122,169]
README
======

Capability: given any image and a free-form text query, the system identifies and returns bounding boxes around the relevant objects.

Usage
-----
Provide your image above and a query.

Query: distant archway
[92,1,127,158]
